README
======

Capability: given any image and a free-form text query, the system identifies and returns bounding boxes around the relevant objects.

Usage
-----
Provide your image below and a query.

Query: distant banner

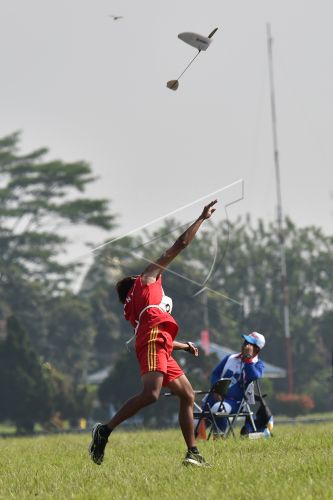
[200,329,210,355]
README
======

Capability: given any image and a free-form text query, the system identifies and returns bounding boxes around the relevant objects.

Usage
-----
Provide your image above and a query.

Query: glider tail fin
[208,27,218,39]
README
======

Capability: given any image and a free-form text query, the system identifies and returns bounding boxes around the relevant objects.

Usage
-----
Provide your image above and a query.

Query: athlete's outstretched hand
[142,200,217,284]
[200,200,217,220]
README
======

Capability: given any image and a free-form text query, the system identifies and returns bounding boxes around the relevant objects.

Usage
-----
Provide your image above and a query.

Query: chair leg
[194,415,204,438]
[247,405,257,432]
[194,402,211,438]
[224,415,236,438]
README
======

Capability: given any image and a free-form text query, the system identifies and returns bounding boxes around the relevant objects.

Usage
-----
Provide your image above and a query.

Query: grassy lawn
[0,424,332,499]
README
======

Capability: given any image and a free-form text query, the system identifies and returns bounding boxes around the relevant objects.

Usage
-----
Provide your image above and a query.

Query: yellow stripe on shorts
[148,326,159,371]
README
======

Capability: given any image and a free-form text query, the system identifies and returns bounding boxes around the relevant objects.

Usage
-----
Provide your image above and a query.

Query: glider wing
[178,32,212,51]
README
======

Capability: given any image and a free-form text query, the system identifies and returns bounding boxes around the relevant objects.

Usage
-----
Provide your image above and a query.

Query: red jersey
[124,275,178,339]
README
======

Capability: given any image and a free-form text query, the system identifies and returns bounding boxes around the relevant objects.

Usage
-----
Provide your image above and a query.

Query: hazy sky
[1,0,332,264]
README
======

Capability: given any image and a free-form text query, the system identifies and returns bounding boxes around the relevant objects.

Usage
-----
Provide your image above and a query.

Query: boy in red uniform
[89,200,217,466]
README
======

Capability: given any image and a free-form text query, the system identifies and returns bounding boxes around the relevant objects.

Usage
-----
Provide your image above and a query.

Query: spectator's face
[241,341,259,357]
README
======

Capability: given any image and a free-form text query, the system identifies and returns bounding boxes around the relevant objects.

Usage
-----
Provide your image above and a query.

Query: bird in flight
[109,15,124,21]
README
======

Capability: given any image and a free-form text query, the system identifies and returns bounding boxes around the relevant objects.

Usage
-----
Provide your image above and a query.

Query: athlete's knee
[148,388,160,404]
[180,386,195,405]
[188,388,195,405]
[141,388,160,405]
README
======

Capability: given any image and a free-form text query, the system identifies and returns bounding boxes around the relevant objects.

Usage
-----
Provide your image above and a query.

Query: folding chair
[193,379,257,439]
[221,382,257,438]
[193,378,231,439]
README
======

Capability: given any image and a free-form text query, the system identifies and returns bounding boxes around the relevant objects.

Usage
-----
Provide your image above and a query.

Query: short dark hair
[116,276,137,304]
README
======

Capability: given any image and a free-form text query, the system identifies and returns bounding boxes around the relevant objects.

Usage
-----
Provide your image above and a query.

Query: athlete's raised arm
[141,200,217,285]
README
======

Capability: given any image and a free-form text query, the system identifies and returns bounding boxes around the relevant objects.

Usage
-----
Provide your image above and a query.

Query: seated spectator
[204,332,265,435]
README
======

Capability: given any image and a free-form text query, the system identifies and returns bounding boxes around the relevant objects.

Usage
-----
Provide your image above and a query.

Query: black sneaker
[182,450,209,467]
[89,423,108,465]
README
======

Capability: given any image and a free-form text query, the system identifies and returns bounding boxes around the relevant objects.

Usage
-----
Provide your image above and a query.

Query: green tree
[0,131,114,287]
[43,363,94,427]
[209,217,333,407]
[0,316,53,433]
[45,294,96,380]
[0,131,116,369]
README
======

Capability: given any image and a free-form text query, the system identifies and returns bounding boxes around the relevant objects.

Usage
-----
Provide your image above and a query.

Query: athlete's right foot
[182,450,209,467]
[88,423,108,465]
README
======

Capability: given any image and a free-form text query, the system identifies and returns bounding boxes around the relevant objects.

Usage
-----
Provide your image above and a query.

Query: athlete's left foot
[88,423,108,465]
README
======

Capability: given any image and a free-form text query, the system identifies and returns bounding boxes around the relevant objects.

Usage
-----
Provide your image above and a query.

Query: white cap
[242,331,265,350]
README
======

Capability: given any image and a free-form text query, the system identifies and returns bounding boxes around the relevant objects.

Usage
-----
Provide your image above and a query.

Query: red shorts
[135,326,184,386]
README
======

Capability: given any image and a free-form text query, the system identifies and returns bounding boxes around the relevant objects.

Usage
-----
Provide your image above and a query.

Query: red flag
[200,329,210,355]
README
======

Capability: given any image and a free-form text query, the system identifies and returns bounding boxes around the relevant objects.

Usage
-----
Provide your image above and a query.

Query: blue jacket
[210,353,264,404]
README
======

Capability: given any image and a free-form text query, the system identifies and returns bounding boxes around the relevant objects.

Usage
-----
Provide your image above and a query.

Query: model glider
[167,27,218,91]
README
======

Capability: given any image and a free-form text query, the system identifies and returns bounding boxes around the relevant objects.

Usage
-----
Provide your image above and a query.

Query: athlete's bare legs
[106,371,164,431]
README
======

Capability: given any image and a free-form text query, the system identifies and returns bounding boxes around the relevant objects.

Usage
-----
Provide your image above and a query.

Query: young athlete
[89,200,217,466]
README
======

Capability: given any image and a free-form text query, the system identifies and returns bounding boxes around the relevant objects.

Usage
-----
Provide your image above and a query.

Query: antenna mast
[266,23,294,393]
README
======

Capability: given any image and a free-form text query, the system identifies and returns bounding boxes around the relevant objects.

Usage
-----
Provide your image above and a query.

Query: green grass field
[1,424,332,499]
